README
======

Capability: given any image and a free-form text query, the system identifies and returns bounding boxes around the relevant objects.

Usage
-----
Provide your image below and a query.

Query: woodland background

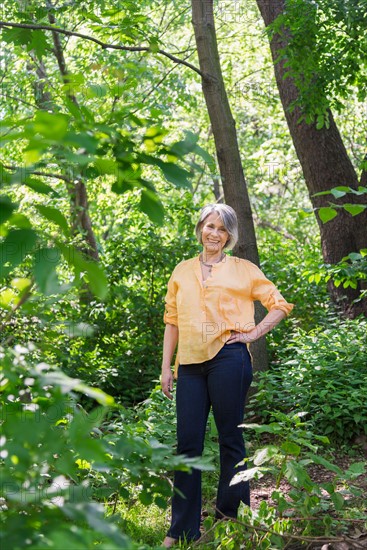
[0,1,366,549]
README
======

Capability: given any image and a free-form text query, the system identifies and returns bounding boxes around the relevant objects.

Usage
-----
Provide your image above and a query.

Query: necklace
[200,253,224,269]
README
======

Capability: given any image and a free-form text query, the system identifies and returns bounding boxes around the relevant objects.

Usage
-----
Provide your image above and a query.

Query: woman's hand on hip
[226,331,253,344]
[161,368,174,400]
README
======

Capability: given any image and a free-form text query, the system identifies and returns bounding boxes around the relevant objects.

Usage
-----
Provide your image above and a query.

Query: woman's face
[201,212,229,253]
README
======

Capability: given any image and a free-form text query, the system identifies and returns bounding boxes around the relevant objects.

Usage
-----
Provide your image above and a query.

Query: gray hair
[195,203,238,250]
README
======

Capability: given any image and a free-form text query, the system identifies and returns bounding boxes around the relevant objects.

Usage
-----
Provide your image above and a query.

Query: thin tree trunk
[256,0,367,317]
[191,0,269,373]
[47,5,99,264]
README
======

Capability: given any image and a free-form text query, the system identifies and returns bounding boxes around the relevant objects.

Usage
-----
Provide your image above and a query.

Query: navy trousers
[167,342,253,542]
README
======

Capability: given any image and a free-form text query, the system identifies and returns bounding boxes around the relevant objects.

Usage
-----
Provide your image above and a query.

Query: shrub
[0,345,212,549]
[251,317,367,443]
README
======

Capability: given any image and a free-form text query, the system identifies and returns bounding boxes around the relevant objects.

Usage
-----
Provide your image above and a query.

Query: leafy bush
[0,345,212,549]
[251,317,367,443]
[0,344,131,549]
[0,193,200,407]
[201,411,365,549]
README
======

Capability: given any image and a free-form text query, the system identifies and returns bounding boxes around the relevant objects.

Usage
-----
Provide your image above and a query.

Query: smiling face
[201,212,229,255]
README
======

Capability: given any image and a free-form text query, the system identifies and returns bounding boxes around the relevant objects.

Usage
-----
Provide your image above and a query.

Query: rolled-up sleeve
[163,276,178,326]
[250,266,294,316]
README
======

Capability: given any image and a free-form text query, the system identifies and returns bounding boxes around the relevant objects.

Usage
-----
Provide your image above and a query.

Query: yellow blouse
[164,255,293,373]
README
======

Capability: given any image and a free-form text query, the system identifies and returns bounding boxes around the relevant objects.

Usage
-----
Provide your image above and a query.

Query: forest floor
[116,448,367,549]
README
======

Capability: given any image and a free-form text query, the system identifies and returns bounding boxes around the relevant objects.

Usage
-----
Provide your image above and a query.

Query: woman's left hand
[226,331,254,344]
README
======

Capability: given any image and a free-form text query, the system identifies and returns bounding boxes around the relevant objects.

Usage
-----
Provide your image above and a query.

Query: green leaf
[0,228,37,279]
[307,454,342,475]
[230,466,264,485]
[58,244,109,300]
[158,161,191,188]
[33,111,69,140]
[140,189,165,225]
[139,490,153,505]
[82,260,109,301]
[24,177,60,197]
[2,27,32,47]
[34,248,61,295]
[75,384,115,406]
[140,154,192,188]
[35,205,70,236]
[330,492,344,510]
[330,188,347,198]
[346,252,363,261]
[240,422,283,434]
[93,158,117,176]
[28,30,50,58]
[154,495,168,510]
[342,204,366,216]
[148,38,159,53]
[64,131,98,153]
[7,213,32,229]
[281,441,301,456]
[194,144,216,171]
[285,460,313,490]
[62,322,96,338]
[345,462,366,478]
[318,207,338,223]
[253,445,279,465]
[38,368,115,406]
[316,114,325,129]
[170,131,199,156]
[62,502,129,547]
[0,197,16,225]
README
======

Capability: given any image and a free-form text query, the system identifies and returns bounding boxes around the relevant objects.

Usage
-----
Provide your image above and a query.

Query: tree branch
[253,213,297,241]
[47,8,79,107]
[2,164,71,182]
[0,20,204,77]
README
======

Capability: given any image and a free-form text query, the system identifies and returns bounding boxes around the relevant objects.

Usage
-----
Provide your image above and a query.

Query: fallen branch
[195,511,367,549]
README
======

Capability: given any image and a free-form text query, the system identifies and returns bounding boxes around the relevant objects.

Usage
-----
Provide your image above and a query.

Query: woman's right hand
[161,368,174,400]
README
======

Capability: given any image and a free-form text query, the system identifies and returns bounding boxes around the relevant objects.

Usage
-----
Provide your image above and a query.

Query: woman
[161,204,293,547]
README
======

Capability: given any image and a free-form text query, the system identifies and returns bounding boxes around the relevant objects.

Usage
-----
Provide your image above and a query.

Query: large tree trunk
[191,0,269,374]
[256,0,367,317]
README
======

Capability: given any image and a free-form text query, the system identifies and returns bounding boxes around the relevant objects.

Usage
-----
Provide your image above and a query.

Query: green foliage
[201,412,365,549]
[0,345,131,549]
[269,0,367,122]
[314,186,367,223]
[252,317,367,443]
[304,249,367,295]
[0,344,213,549]
[1,1,366,547]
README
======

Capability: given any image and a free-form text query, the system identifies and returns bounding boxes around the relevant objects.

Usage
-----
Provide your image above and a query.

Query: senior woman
[161,204,293,547]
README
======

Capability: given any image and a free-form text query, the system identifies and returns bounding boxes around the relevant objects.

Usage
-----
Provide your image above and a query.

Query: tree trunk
[67,180,100,262]
[256,0,367,317]
[191,0,269,373]
[47,6,99,265]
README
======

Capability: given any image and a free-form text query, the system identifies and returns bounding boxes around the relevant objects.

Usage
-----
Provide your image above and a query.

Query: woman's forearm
[161,323,179,370]
[247,309,286,341]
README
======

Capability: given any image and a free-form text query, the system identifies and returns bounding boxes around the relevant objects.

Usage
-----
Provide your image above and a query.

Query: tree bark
[191,0,269,373]
[256,0,367,317]
[47,6,99,264]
